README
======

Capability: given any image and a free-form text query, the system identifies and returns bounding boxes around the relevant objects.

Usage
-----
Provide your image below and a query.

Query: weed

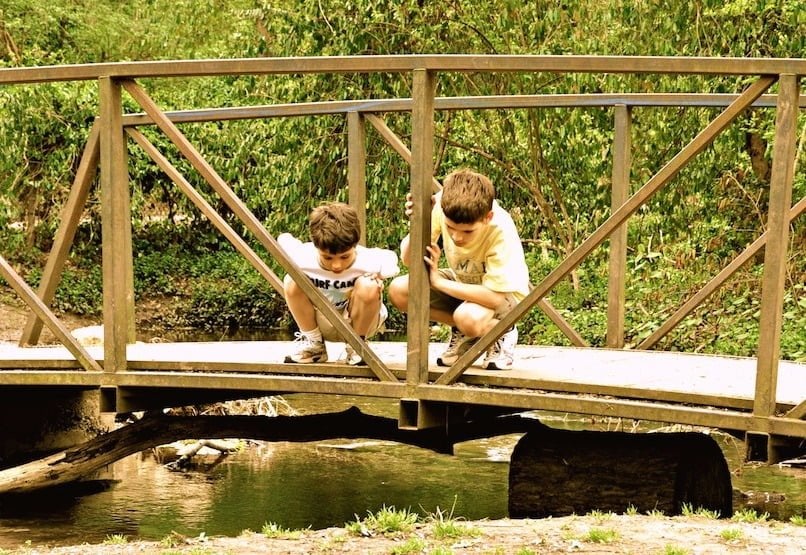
[646,509,666,518]
[159,531,187,548]
[681,503,720,519]
[261,522,305,539]
[720,527,744,542]
[731,508,769,523]
[625,504,639,516]
[584,527,619,543]
[427,499,481,540]
[789,514,806,526]
[515,549,539,555]
[390,537,426,554]
[662,545,691,555]
[102,534,128,545]
[586,509,614,524]
[346,505,419,537]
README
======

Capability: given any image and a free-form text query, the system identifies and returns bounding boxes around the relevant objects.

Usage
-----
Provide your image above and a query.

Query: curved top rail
[1,55,805,85]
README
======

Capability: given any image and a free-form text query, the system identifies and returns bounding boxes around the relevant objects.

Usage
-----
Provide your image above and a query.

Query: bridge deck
[1,340,804,423]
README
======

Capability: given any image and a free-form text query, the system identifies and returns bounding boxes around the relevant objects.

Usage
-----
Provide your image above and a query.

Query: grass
[261,522,306,539]
[583,527,619,543]
[731,508,769,523]
[662,545,691,555]
[790,514,806,526]
[681,503,720,519]
[390,537,426,554]
[346,505,419,537]
[720,527,745,542]
[102,534,128,545]
[427,499,481,540]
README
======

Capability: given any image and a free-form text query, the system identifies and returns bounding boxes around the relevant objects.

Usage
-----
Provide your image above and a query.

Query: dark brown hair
[309,202,361,253]
[440,169,495,223]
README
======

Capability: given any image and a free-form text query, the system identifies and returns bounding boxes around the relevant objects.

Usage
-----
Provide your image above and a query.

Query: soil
[15,514,806,554]
[2,301,805,554]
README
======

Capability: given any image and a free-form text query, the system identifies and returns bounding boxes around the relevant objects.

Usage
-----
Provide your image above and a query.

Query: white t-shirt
[277,233,400,310]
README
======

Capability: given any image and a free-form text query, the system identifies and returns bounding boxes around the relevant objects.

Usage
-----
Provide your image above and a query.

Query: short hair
[440,169,495,223]
[309,202,361,253]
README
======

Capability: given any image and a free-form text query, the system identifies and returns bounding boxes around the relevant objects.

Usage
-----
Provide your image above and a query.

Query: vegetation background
[0,0,804,359]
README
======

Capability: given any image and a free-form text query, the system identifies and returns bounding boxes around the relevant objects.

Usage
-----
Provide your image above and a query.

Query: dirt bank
[14,514,806,554]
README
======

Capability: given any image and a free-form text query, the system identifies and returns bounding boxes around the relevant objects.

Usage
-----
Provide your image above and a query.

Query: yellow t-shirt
[431,192,530,301]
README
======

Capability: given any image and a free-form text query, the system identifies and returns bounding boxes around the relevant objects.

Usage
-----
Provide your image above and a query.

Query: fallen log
[0,407,546,495]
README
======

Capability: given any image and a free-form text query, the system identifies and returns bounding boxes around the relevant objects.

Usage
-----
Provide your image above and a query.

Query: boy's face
[317,246,357,274]
[444,211,493,247]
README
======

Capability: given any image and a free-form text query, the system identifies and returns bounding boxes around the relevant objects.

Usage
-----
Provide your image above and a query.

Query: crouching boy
[278,202,399,366]
[388,169,529,370]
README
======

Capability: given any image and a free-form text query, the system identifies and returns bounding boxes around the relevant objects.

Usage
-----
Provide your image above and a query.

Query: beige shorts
[315,302,388,342]
[429,269,518,319]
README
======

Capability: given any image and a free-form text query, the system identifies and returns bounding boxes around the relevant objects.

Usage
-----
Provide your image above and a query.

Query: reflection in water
[0,395,803,549]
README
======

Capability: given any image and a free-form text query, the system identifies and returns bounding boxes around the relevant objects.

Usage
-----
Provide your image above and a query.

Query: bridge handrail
[0,55,802,426]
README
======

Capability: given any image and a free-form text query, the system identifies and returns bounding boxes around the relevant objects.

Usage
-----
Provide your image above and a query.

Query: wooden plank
[536,298,588,347]
[407,69,436,385]
[365,114,442,193]
[118,93,806,127]
[120,80,397,382]
[126,128,284,295]
[20,121,100,346]
[435,76,776,386]
[118,94,799,127]
[638,195,806,350]
[2,55,805,85]
[754,75,799,417]
[606,105,630,348]
[347,112,367,245]
[0,258,102,372]
[99,77,133,372]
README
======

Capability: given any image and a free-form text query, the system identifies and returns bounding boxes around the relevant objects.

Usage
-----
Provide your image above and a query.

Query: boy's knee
[353,275,383,304]
[388,276,409,309]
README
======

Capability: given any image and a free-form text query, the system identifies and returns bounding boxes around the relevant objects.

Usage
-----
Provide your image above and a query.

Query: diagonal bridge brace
[120,79,397,382]
[436,75,777,385]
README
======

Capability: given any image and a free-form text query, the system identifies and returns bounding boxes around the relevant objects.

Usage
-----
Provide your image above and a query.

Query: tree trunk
[0,407,546,495]
[509,427,732,518]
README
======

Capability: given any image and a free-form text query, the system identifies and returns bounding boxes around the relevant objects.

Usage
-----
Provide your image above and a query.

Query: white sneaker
[284,332,327,363]
[344,344,367,366]
[483,326,517,370]
[437,327,478,367]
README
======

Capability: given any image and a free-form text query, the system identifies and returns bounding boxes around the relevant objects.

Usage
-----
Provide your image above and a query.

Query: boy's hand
[404,192,436,220]
[424,242,443,283]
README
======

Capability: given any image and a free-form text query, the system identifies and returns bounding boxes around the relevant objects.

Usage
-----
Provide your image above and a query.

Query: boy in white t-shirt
[389,169,530,370]
[278,202,399,365]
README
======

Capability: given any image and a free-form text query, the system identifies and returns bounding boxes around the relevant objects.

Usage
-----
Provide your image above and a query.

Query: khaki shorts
[315,302,388,342]
[429,269,518,319]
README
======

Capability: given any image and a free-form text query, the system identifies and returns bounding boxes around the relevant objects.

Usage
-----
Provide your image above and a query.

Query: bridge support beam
[0,389,105,468]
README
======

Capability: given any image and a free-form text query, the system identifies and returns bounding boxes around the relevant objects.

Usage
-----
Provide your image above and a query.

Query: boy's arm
[425,243,508,310]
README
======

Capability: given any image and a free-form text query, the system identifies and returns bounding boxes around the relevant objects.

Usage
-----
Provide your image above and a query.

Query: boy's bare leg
[283,274,317,332]
[388,274,456,326]
[349,275,383,337]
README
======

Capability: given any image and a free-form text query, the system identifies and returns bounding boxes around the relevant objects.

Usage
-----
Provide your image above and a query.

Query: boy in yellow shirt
[389,169,530,370]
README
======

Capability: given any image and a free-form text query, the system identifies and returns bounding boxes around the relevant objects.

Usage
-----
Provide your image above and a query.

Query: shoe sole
[283,354,328,364]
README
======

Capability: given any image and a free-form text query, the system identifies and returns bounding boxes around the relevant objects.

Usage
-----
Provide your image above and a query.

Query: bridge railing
[0,55,803,420]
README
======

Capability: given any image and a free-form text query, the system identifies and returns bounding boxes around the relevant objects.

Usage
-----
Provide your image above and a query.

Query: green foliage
[731,508,770,522]
[346,505,419,536]
[0,0,803,357]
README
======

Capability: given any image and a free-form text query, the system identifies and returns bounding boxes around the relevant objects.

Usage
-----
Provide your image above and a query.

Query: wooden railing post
[407,69,436,385]
[347,111,367,245]
[99,77,135,372]
[607,104,631,349]
[753,74,799,418]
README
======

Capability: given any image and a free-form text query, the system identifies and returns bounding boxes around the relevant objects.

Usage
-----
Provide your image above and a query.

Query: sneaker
[437,327,478,367]
[344,344,367,366]
[284,332,327,363]
[483,326,518,370]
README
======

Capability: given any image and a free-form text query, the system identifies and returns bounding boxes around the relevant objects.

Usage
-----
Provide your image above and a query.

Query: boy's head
[440,169,495,224]
[309,203,360,273]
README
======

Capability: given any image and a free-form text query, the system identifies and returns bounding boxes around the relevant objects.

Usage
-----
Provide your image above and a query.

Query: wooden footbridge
[0,56,804,469]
